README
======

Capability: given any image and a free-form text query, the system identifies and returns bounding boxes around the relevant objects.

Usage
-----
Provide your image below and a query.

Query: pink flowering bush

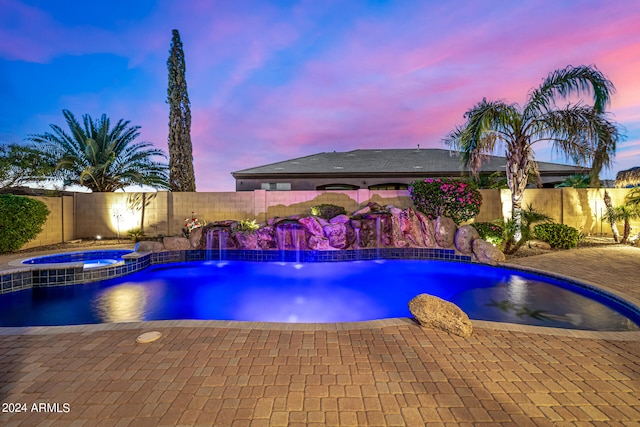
[409,178,482,224]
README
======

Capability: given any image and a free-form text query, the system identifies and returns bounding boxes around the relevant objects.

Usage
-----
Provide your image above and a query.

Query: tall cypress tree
[167,29,196,191]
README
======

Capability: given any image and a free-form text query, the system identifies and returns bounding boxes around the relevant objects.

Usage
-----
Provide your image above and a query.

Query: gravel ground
[504,235,622,259]
[16,238,137,254]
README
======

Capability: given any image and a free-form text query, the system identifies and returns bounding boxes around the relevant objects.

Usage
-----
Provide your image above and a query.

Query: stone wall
[74,190,414,238]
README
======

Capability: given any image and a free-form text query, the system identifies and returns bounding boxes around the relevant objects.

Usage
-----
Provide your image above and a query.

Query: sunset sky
[1,0,639,191]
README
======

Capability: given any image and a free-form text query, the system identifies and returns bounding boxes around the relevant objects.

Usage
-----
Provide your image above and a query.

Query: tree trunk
[506,140,530,242]
[603,190,620,242]
[622,219,630,244]
[140,192,146,232]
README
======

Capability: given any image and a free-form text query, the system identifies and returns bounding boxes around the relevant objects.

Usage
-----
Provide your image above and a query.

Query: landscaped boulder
[236,232,259,250]
[323,223,347,249]
[352,205,371,217]
[163,236,191,251]
[307,235,333,250]
[256,226,276,249]
[298,216,325,237]
[408,293,473,338]
[415,211,438,247]
[135,240,165,252]
[188,227,203,248]
[527,240,552,250]
[472,239,506,265]
[454,225,481,254]
[389,207,408,247]
[329,214,350,224]
[434,216,457,248]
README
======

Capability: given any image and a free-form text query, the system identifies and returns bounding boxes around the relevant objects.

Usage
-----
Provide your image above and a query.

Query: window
[316,183,360,190]
[368,183,409,190]
[261,182,291,191]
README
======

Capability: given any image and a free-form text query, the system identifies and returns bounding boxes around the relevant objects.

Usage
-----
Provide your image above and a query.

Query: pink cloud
[3,0,639,191]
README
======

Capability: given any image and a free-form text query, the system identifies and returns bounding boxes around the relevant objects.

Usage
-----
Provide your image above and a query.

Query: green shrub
[235,219,260,233]
[0,194,50,253]
[311,204,347,219]
[127,228,145,242]
[534,223,582,249]
[409,178,482,225]
[470,222,504,245]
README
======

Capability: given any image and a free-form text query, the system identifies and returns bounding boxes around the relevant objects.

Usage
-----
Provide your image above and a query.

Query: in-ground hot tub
[21,250,134,269]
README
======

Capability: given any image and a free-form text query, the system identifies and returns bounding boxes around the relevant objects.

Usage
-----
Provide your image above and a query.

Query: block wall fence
[20,195,75,250]
[22,188,639,250]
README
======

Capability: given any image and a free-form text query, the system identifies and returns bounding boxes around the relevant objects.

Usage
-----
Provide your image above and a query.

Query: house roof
[231,148,588,177]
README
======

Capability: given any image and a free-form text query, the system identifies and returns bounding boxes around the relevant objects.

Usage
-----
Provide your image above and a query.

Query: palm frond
[443,99,519,176]
[525,64,615,118]
[27,110,169,191]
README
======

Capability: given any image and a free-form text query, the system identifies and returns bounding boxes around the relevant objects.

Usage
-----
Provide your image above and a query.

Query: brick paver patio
[1,246,639,426]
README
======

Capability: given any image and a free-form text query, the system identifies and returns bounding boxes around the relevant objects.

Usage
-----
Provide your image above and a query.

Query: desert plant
[534,223,582,249]
[603,205,640,244]
[127,228,146,242]
[409,178,482,225]
[445,65,622,240]
[474,205,554,254]
[520,204,554,240]
[182,212,204,237]
[28,109,169,191]
[311,204,347,220]
[626,187,640,209]
[470,222,504,245]
[0,194,50,253]
[554,174,591,188]
[467,171,509,189]
[235,219,260,233]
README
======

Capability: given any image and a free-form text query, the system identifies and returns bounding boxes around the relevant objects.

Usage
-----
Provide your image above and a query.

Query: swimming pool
[1,259,638,330]
[21,250,134,269]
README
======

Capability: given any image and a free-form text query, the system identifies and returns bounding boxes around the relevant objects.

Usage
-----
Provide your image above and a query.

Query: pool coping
[0,318,638,341]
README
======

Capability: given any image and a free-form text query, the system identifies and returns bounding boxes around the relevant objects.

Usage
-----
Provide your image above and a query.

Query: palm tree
[29,110,170,192]
[554,174,591,188]
[444,65,622,239]
[604,205,639,244]
[626,188,640,209]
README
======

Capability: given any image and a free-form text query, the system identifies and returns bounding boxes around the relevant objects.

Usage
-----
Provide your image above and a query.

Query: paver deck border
[1,317,639,340]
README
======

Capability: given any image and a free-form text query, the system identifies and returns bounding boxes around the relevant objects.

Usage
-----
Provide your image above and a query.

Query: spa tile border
[20,249,134,264]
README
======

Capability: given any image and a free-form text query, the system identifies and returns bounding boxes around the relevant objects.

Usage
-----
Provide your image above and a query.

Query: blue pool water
[1,260,638,330]
[21,250,134,268]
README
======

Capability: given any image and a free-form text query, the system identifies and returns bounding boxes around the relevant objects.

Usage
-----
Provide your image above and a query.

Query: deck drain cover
[136,331,162,343]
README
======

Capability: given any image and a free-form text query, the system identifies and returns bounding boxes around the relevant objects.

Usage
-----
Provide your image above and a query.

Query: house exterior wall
[236,177,418,191]
[235,174,579,191]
